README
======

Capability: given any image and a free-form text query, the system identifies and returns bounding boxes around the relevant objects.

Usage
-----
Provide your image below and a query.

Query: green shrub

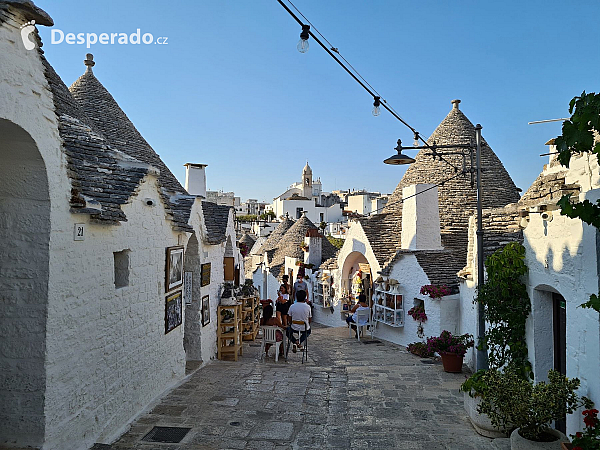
[472,369,592,441]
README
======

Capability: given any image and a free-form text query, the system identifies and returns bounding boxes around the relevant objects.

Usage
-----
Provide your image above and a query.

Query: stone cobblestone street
[102,325,509,450]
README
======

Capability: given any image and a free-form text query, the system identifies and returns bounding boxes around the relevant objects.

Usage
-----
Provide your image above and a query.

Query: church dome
[302,161,312,174]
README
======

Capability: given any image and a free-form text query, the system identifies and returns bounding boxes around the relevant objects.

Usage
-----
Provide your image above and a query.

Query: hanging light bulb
[413,131,420,147]
[372,96,381,116]
[297,24,310,53]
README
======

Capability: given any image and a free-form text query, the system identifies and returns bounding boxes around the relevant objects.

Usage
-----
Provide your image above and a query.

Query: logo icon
[20,20,36,50]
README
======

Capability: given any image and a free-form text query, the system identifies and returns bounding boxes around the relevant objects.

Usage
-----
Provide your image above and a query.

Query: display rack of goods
[241,296,259,341]
[373,285,404,327]
[217,303,243,360]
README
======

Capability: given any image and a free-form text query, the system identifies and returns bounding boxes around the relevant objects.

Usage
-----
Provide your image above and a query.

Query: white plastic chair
[348,308,372,341]
[260,326,284,362]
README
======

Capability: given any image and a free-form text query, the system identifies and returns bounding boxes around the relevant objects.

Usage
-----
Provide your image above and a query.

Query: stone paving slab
[103,325,504,449]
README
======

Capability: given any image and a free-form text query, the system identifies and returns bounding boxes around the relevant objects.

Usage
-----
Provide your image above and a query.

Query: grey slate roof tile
[383,102,520,267]
[201,201,231,245]
[268,215,337,279]
[66,59,194,232]
[41,56,149,225]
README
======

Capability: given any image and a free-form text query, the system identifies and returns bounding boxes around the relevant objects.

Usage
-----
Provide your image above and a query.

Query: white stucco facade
[0,9,242,449]
[458,151,600,435]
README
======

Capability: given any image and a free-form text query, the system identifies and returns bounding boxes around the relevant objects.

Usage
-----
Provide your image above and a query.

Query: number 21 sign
[74,223,85,241]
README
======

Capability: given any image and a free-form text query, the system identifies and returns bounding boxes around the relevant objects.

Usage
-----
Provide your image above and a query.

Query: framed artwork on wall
[184,271,193,305]
[165,290,183,334]
[166,246,184,291]
[201,295,210,326]
[201,263,211,287]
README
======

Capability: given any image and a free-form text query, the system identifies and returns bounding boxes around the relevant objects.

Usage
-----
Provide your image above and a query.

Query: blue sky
[36,0,600,202]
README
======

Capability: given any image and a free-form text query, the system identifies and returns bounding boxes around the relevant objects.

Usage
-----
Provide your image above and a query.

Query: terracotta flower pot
[440,352,464,373]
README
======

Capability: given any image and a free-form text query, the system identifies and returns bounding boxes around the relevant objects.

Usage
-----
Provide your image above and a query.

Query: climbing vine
[476,242,532,378]
[555,91,600,313]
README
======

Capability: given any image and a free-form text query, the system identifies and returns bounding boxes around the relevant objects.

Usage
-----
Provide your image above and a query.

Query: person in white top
[346,294,369,338]
[286,290,312,351]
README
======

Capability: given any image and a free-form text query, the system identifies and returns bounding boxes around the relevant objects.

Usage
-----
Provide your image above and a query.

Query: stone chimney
[304,228,322,267]
[401,184,442,250]
[184,163,207,197]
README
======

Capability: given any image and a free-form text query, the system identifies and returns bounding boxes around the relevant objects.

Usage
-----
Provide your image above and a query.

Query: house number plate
[74,223,85,241]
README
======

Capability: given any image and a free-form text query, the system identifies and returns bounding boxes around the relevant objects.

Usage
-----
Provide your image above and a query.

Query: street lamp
[384,125,488,372]
[383,140,416,165]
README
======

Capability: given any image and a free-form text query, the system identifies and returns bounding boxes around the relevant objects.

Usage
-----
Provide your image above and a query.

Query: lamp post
[384,127,488,371]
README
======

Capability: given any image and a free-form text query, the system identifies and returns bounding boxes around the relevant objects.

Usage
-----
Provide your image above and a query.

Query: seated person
[276,283,291,327]
[261,304,284,358]
[286,289,311,352]
[346,293,369,338]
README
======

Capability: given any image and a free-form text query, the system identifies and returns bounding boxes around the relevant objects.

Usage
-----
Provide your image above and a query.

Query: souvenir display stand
[313,278,333,308]
[217,303,243,360]
[241,296,260,341]
[373,285,404,327]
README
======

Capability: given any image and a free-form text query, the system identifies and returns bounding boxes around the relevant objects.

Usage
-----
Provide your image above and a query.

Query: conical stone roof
[382,99,520,265]
[268,214,337,278]
[238,233,256,248]
[69,56,185,196]
[257,216,295,255]
[68,54,194,230]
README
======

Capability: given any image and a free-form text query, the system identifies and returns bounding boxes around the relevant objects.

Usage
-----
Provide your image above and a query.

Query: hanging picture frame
[201,295,210,326]
[166,246,184,291]
[183,272,193,305]
[201,263,211,287]
[165,290,183,334]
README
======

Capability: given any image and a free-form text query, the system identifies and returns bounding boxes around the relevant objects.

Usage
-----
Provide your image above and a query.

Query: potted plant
[407,341,434,358]
[461,242,534,438]
[471,368,592,449]
[407,305,427,322]
[408,304,427,338]
[300,243,309,252]
[420,284,451,300]
[461,369,512,438]
[239,242,249,258]
[240,279,256,298]
[566,408,599,450]
[426,330,473,373]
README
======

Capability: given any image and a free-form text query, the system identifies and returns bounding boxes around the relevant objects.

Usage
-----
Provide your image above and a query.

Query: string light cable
[276,0,461,173]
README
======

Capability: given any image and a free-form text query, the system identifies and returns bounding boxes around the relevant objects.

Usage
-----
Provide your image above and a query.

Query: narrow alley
[99,326,507,450]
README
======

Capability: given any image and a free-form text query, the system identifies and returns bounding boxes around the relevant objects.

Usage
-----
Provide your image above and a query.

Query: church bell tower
[302,161,313,198]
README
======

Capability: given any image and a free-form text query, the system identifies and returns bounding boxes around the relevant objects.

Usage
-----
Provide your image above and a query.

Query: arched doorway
[341,251,370,298]
[532,285,567,433]
[0,119,50,446]
[183,234,202,362]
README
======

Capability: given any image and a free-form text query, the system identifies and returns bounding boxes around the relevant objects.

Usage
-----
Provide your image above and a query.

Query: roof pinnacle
[84,53,95,72]
[451,99,461,110]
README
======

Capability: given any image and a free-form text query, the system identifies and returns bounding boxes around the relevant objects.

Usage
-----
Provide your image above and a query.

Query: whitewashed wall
[458,152,600,435]
[0,12,197,449]
[193,205,242,362]
[379,254,462,352]
[522,189,600,435]
[273,198,344,225]
[0,12,64,447]
[44,176,187,450]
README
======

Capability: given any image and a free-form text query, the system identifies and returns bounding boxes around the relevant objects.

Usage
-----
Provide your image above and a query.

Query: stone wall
[523,190,600,435]
[44,176,187,449]
[0,10,196,448]
[0,10,63,446]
